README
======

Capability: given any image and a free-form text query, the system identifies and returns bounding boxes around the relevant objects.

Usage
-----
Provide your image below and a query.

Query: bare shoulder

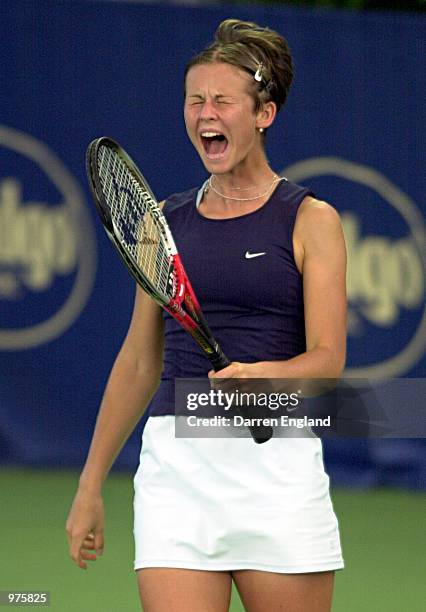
[293,196,345,269]
[296,196,344,245]
[296,196,342,233]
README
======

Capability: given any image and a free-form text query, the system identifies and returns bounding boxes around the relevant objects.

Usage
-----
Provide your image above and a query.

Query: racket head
[86,137,176,306]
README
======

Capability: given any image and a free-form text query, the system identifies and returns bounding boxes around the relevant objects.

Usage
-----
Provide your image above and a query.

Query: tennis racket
[86,137,273,444]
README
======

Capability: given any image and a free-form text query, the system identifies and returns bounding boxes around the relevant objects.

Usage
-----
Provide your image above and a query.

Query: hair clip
[254,64,263,82]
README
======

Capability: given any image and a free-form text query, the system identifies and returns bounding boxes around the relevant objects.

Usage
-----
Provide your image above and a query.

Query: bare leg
[232,570,335,612]
[137,568,232,612]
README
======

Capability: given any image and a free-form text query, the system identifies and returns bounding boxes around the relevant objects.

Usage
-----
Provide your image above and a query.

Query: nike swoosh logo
[245,251,266,259]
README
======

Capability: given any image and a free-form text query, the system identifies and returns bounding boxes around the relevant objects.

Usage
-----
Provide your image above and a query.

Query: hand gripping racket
[86,137,273,443]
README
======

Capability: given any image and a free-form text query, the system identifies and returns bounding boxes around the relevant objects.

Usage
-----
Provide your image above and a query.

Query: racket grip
[211,349,231,372]
[210,348,273,444]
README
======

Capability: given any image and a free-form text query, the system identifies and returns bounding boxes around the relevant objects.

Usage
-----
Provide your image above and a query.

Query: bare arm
[79,288,164,491]
[211,197,347,380]
[66,286,163,568]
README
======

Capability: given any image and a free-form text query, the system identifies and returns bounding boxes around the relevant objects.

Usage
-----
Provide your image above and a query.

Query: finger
[71,548,86,570]
[70,535,87,568]
[94,531,104,556]
[71,545,98,570]
[80,549,98,561]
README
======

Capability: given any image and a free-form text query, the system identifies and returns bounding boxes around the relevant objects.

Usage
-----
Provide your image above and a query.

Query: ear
[255,101,277,130]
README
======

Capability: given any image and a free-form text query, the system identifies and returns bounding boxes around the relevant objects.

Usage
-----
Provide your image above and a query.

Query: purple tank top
[149,179,313,416]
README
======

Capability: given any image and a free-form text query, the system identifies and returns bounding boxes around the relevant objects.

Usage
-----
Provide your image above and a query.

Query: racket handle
[210,349,231,372]
[210,348,273,444]
[249,424,273,444]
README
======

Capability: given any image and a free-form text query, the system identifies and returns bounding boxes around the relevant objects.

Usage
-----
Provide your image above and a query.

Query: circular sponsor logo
[283,157,426,377]
[0,126,97,350]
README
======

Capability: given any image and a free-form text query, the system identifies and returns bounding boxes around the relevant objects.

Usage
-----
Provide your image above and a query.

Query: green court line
[0,469,424,611]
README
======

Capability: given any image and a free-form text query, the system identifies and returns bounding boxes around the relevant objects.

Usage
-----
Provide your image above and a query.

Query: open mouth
[200,132,229,159]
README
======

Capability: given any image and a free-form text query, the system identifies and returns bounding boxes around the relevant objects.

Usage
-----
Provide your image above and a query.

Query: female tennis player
[67,19,347,611]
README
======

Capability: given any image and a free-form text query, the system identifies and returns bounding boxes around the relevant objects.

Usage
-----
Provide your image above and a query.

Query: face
[184,62,264,175]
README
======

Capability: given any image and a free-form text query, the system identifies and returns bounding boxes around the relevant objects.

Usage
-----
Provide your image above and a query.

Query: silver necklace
[213,174,281,192]
[207,174,283,202]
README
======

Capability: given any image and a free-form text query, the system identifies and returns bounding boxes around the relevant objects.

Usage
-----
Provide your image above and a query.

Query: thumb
[209,363,236,379]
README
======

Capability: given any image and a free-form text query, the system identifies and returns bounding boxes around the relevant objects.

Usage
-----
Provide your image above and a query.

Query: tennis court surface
[1,469,424,611]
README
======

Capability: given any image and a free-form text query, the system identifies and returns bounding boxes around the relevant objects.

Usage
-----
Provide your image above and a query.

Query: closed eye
[186,96,235,106]
[216,97,235,104]
[186,95,204,105]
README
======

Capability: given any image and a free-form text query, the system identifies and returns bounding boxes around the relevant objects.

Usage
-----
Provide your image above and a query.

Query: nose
[199,99,217,121]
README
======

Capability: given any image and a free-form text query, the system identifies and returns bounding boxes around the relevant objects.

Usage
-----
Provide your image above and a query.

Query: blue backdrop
[0,0,425,488]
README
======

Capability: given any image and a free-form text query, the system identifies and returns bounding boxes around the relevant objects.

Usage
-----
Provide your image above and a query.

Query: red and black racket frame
[86,137,272,443]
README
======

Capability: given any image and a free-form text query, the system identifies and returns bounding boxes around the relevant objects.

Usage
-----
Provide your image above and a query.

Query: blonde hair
[184,19,294,113]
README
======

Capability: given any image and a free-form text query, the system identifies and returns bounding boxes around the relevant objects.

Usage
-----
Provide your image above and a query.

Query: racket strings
[97,146,174,299]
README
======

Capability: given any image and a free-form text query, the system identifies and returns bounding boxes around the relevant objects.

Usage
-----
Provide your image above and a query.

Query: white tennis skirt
[133,416,344,573]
